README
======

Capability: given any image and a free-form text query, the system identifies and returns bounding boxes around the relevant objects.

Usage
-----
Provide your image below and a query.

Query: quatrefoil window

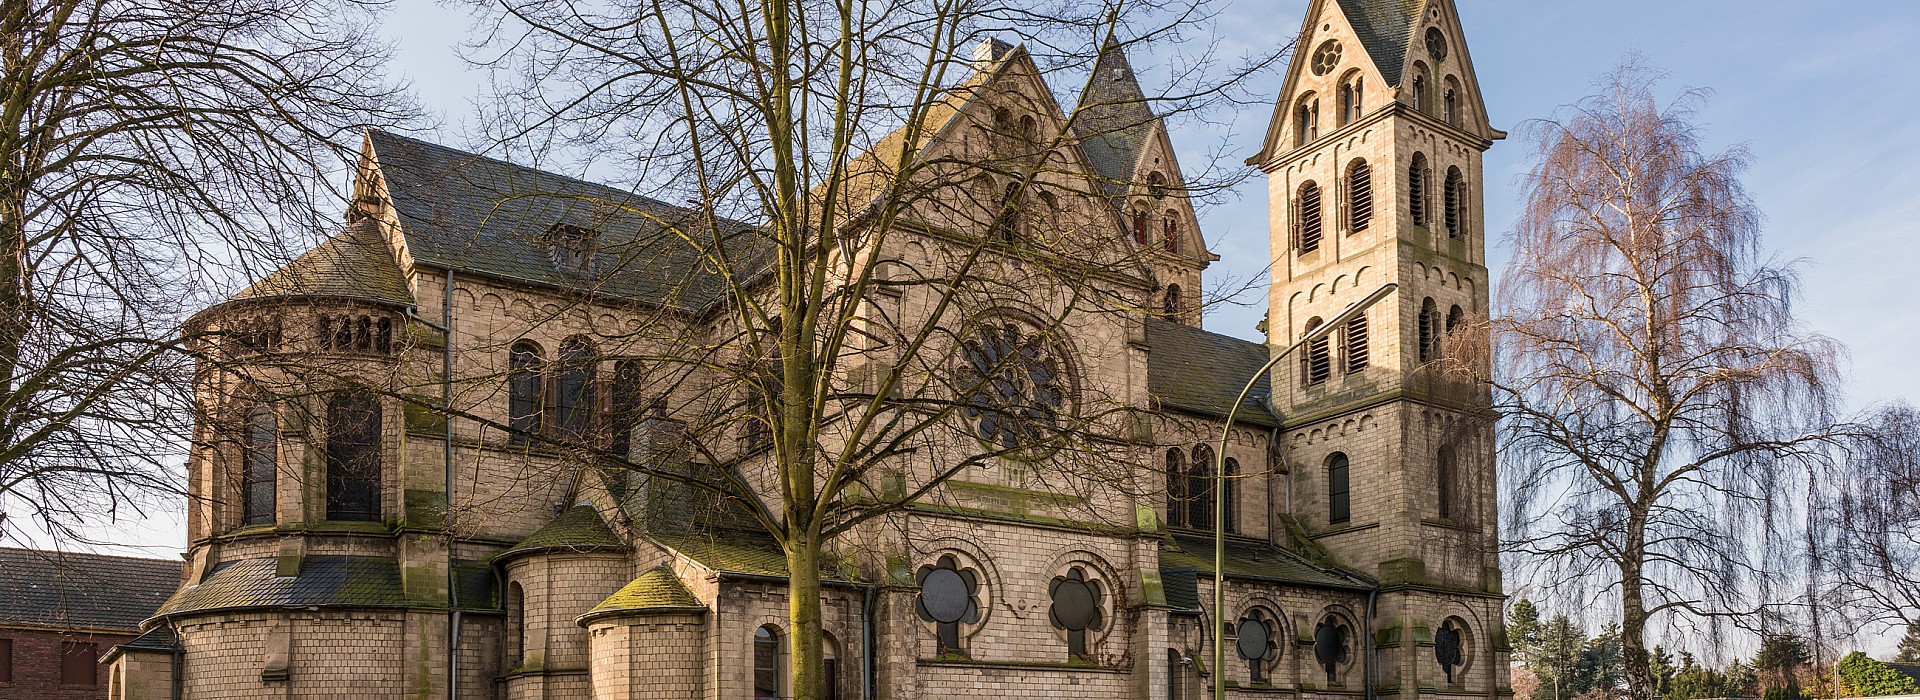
[916,555,982,657]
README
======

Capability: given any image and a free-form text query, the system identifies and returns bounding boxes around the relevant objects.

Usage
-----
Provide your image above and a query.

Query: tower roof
[1333,0,1425,87]
[497,504,628,562]
[1072,38,1162,193]
[578,566,706,625]
[228,218,413,306]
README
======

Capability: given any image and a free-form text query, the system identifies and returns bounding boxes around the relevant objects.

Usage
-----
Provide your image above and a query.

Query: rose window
[1311,40,1343,76]
[957,321,1068,452]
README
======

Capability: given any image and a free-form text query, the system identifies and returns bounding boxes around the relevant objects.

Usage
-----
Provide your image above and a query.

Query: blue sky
[16,0,1914,656]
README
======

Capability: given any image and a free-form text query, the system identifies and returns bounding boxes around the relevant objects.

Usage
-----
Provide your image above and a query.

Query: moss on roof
[228,219,413,306]
[498,505,627,562]
[578,567,705,625]
[650,528,790,578]
[154,556,407,618]
[1159,533,1371,591]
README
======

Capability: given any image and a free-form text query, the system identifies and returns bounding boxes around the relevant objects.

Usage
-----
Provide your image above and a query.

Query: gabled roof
[497,504,627,562]
[1333,0,1425,87]
[1143,318,1276,426]
[365,130,759,312]
[578,566,705,625]
[228,218,413,306]
[1072,38,1162,194]
[1159,533,1370,591]
[0,548,181,633]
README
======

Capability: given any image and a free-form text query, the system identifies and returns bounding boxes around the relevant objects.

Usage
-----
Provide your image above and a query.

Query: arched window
[1418,298,1439,363]
[1163,284,1183,318]
[1189,444,1215,529]
[555,337,597,440]
[607,359,646,455]
[823,634,843,700]
[1447,305,1464,335]
[1221,457,1239,534]
[325,391,381,522]
[1410,64,1431,113]
[1444,167,1466,239]
[754,626,781,700]
[506,582,526,669]
[1338,74,1364,125]
[1167,648,1188,700]
[1018,114,1037,142]
[1295,95,1320,144]
[1437,444,1458,520]
[1131,206,1149,245]
[1409,153,1430,227]
[1327,453,1350,525]
[1343,315,1369,373]
[1346,159,1372,232]
[1443,77,1462,126]
[507,342,544,444]
[1162,211,1180,253]
[1295,182,1323,254]
[1165,449,1188,527]
[1302,318,1331,386]
[242,405,277,526]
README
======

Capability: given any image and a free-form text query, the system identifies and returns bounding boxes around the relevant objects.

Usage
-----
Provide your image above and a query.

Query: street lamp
[1210,282,1397,700]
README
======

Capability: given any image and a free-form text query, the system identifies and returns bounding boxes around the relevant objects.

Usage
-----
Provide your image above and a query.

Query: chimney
[973,37,1015,71]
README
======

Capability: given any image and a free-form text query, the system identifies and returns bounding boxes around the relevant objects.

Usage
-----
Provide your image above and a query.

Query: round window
[957,320,1071,453]
[1425,28,1449,61]
[1311,40,1343,76]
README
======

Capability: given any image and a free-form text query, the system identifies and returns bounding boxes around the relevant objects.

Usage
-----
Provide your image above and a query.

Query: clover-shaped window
[1048,566,1105,660]
[957,321,1070,455]
[1236,608,1282,685]
[916,555,982,657]
[1435,618,1467,685]
[1314,616,1352,684]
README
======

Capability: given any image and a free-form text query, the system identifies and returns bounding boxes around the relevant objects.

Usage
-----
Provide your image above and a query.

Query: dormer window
[544,223,598,276]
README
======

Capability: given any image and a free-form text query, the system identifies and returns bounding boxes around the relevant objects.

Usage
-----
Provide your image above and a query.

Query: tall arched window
[1302,318,1331,386]
[506,582,526,669]
[1444,167,1466,239]
[1163,284,1183,318]
[1327,453,1351,525]
[1443,77,1462,126]
[1346,159,1372,232]
[754,626,781,700]
[1410,64,1431,114]
[1189,444,1215,529]
[1131,206,1149,245]
[1343,315,1369,373]
[325,391,381,522]
[607,359,646,455]
[1295,95,1320,144]
[1162,211,1180,253]
[1165,449,1188,527]
[1437,445,1458,520]
[1409,153,1430,227]
[242,405,277,526]
[555,337,597,440]
[1338,74,1363,125]
[1221,457,1239,534]
[823,634,842,700]
[1296,182,1323,254]
[1447,305,1464,335]
[1418,298,1439,363]
[508,341,544,444]
[1168,648,1187,700]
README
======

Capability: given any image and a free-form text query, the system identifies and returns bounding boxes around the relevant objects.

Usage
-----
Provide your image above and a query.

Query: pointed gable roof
[1072,38,1163,194]
[1333,0,1425,87]
[228,218,413,306]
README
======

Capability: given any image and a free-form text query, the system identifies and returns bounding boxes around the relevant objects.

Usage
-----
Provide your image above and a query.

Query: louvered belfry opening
[1344,315,1369,373]
[1445,167,1464,238]
[1297,182,1323,253]
[1347,160,1372,232]
[1303,318,1331,386]
[1409,154,1428,226]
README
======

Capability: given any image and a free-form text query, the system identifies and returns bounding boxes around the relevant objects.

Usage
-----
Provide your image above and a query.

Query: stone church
[110,0,1509,698]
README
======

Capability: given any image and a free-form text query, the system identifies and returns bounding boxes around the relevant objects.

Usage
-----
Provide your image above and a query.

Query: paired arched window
[317,314,393,354]
[1409,153,1430,227]
[754,626,781,700]
[1346,159,1372,232]
[1444,167,1467,239]
[324,391,382,522]
[1418,298,1440,363]
[1443,77,1463,126]
[1338,74,1364,125]
[555,337,597,440]
[1295,95,1321,145]
[242,405,277,526]
[1301,317,1331,386]
[1342,315,1369,374]
[1295,182,1323,254]
[1410,64,1431,114]
[1327,453,1351,525]
[1163,284,1183,317]
[1437,444,1458,520]
[507,341,545,444]
[1165,445,1221,530]
[1162,211,1180,253]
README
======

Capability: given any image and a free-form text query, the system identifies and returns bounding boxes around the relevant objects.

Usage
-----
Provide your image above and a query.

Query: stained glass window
[957,321,1068,454]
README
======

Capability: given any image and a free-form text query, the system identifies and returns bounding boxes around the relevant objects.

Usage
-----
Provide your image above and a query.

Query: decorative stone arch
[1307,605,1363,687]
[1042,548,1127,659]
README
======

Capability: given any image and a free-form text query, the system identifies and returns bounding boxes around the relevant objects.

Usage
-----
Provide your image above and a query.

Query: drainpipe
[1364,589,1378,700]
[168,617,184,700]
[410,270,462,698]
[862,584,877,700]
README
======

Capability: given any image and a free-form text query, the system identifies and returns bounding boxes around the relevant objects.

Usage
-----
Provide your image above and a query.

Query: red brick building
[0,548,181,700]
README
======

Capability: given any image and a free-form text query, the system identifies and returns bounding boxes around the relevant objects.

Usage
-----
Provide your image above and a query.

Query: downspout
[862,583,877,700]
[168,617,183,700]
[1364,589,1378,700]
[409,270,462,698]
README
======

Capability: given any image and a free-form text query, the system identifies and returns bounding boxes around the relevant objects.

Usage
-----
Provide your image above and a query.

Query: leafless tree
[1825,402,1920,639]
[0,0,413,542]
[1490,58,1844,700]
[430,0,1283,696]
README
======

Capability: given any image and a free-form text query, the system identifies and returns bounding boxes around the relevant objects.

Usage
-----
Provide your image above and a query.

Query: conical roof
[577,566,706,625]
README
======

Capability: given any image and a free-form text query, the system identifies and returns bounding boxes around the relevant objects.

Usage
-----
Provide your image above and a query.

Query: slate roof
[1333,0,1424,87]
[108,626,180,658]
[1072,38,1161,194]
[497,505,627,563]
[365,130,760,312]
[153,556,407,617]
[1160,565,1202,613]
[1143,318,1277,425]
[1890,663,1920,685]
[1159,533,1369,591]
[0,548,182,633]
[650,528,792,578]
[579,567,705,624]
[228,218,413,306]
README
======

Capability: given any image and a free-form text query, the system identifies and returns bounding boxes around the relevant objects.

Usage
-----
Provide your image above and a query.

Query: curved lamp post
[1210,282,1397,700]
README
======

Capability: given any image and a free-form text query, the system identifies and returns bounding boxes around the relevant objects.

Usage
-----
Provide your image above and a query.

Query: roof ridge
[0,546,180,564]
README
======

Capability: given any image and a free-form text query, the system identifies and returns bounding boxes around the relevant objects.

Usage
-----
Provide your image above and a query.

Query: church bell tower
[1252,1,1510,698]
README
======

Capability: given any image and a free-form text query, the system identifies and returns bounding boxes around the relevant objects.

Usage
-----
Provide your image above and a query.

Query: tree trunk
[1622,521,1656,700]
[787,534,824,700]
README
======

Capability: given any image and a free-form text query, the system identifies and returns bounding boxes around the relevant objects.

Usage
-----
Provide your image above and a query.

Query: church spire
[1072,37,1163,193]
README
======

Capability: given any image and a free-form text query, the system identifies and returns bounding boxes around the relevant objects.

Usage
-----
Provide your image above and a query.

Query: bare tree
[429,0,1282,697]
[0,0,413,541]
[1491,58,1843,700]
[1826,402,1920,638]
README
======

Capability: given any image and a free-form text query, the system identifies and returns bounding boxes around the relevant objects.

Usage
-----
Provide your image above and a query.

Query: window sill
[916,658,1124,674]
